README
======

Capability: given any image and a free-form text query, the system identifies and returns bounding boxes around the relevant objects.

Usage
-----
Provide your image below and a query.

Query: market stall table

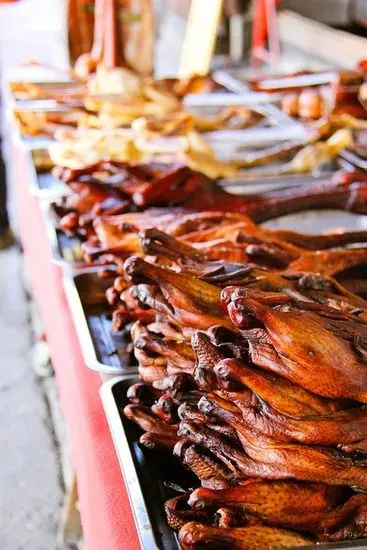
[11,139,140,550]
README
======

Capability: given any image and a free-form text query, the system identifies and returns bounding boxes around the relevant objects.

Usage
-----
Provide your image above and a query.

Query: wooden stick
[179,0,223,78]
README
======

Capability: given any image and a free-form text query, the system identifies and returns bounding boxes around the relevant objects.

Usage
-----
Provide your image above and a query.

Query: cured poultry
[15,28,367,550]
[226,292,367,402]
[198,394,367,488]
[49,120,367,549]
[120,226,367,547]
[52,164,367,242]
[188,480,339,532]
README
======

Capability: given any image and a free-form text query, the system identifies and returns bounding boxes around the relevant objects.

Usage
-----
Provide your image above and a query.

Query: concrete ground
[0,249,63,550]
[0,2,69,549]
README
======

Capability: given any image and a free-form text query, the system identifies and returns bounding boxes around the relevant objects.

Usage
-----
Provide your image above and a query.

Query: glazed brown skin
[54,161,367,243]
[223,279,367,322]
[187,487,367,542]
[241,324,367,390]
[178,403,238,443]
[124,257,235,330]
[123,403,178,437]
[227,269,367,311]
[140,227,254,268]
[178,420,293,481]
[139,431,180,451]
[273,228,367,250]
[90,207,367,269]
[165,494,211,531]
[199,395,367,490]
[111,167,367,546]
[191,332,226,391]
[139,225,367,279]
[178,522,312,550]
[214,358,341,417]
[123,404,180,451]
[238,393,367,450]
[227,296,367,402]
[188,480,338,533]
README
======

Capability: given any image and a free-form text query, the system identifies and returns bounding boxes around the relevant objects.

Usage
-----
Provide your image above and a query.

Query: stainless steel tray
[220,171,335,195]
[100,375,197,549]
[207,126,307,172]
[40,198,84,268]
[13,99,74,111]
[14,98,84,110]
[339,149,367,171]
[8,77,83,103]
[21,133,55,147]
[213,69,255,93]
[64,268,138,375]
[101,376,367,550]
[184,90,280,106]
[26,147,67,198]
[9,77,80,88]
[205,117,306,149]
[263,209,367,233]
[184,100,305,149]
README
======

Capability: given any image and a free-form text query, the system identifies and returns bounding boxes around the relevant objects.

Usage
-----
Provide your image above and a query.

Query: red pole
[251,0,267,67]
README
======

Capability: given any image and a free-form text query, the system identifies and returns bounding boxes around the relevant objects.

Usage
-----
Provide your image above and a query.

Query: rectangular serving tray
[214,68,337,93]
[64,267,138,375]
[188,102,301,133]
[263,209,367,233]
[40,171,346,271]
[184,90,283,107]
[207,120,306,148]
[26,147,67,198]
[40,198,84,268]
[100,376,198,550]
[100,376,367,550]
[13,99,74,112]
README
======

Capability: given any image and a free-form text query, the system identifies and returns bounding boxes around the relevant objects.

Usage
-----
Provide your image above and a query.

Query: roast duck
[52,156,367,547]
[120,243,367,549]
[52,161,367,232]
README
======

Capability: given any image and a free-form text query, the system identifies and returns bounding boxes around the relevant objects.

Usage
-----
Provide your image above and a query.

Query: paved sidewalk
[0,249,62,550]
[0,2,68,549]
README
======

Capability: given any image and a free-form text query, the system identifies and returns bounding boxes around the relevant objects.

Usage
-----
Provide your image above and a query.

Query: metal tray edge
[100,379,367,550]
[63,266,132,375]
[25,146,66,199]
[39,197,83,268]
[39,197,65,265]
[100,376,160,550]
[340,149,367,171]
[213,69,252,93]
[220,171,335,195]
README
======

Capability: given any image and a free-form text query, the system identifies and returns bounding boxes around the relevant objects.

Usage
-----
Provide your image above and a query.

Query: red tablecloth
[12,141,140,550]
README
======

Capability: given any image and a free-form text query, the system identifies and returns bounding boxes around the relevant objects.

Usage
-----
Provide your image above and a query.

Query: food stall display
[7,3,367,549]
